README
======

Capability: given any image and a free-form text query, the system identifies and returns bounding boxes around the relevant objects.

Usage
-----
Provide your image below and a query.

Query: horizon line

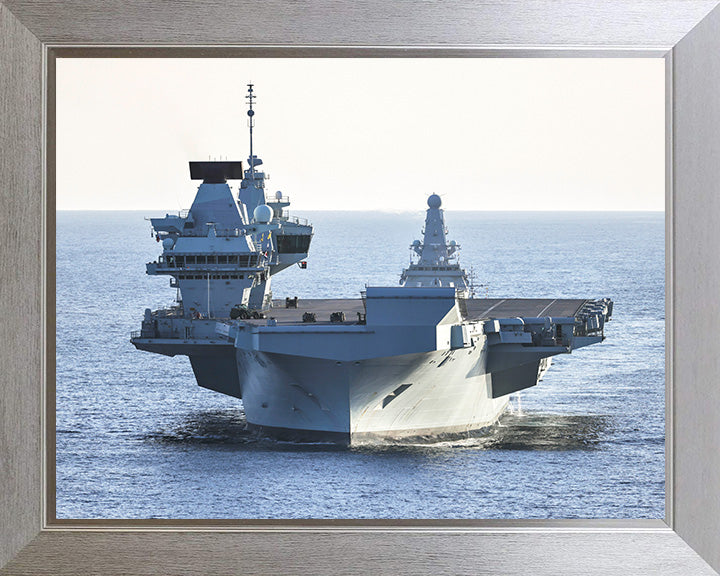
[56,208,666,213]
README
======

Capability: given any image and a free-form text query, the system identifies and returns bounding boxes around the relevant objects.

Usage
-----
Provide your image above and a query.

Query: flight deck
[246,297,590,326]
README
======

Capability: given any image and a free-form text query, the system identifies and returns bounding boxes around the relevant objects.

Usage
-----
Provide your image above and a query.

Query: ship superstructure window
[237,255,260,267]
[276,234,312,254]
[186,255,196,264]
[207,255,217,264]
[218,255,228,264]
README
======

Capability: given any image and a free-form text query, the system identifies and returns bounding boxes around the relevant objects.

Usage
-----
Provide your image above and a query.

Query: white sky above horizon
[57,58,664,212]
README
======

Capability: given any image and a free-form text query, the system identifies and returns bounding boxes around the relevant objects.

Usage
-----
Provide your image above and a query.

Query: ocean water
[56,210,664,519]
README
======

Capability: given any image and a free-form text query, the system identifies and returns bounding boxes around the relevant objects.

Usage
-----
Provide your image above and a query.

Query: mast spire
[246,83,256,179]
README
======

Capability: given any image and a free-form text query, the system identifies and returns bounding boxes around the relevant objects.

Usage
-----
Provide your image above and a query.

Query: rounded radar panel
[275,190,283,200]
[247,109,255,117]
[253,204,273,224]
[427,194,442,209]
[449,240,457,247]
[162,237,175,250]
[412,239,421,247]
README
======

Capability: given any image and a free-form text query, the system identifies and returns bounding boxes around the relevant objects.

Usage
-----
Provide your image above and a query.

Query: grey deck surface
[255,298,588,325]
[464,298,588,320]
[260,299,367,325]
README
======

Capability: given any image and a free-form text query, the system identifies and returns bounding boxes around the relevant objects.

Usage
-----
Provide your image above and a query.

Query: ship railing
[212,228,249,237]
[284,215,310,227]
[267,195,290,204]
[178,209,190,218]
[405,264,461,272]
[130,330,142,339]
[153,307,184,318]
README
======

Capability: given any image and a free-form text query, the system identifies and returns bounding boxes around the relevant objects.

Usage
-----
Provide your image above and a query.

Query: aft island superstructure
[131,84,613,444]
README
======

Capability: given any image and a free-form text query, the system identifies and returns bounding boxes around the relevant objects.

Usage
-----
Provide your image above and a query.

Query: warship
[131,84,613,444]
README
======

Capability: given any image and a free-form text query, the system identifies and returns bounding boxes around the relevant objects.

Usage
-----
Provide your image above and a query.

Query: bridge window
[276,234,312,254]
[207,255,217,264]
[185,255,196,264]
[196,255,206,264]
[218,255,228,264]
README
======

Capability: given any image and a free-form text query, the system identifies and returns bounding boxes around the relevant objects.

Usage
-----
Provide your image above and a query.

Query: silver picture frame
[1,1,719,574]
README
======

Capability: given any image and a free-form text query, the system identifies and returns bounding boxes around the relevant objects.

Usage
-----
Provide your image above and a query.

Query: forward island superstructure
[132,85,613,444]
[132,85,312,398]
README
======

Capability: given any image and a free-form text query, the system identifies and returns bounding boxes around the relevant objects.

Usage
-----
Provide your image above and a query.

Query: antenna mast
[246,83,256,179]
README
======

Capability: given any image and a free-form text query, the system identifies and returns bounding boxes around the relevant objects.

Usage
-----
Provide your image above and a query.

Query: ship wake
[143,409,612,451]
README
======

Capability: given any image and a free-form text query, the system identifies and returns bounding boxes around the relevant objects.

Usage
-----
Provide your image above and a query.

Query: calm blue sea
[56,210,664,519]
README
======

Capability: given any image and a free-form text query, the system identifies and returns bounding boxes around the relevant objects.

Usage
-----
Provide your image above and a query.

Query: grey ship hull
[238,348,508,444]
[134,338,509,444]
[132,292,612,444]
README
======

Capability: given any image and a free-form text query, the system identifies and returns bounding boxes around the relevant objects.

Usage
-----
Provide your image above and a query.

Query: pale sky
[57,58,664,211]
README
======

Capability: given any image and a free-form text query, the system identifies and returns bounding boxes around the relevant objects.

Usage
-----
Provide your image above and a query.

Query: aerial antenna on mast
[246,83,256,179]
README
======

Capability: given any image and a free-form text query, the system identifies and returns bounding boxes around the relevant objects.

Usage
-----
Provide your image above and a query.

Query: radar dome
[449,240,456,246]
[427,194,442,209]
[253,204,273,224]
[412,240,421,247]
[162,237,175,250]
[275,190,283,200]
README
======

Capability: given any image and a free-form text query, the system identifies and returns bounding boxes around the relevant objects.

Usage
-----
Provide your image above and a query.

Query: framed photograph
[52,57,663,522]
[2,2,720,574]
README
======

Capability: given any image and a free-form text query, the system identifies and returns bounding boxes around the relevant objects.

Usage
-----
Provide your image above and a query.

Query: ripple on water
[142,409,613,453]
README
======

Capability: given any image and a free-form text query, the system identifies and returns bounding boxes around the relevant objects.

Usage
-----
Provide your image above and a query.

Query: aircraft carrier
[131,84,613,444]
